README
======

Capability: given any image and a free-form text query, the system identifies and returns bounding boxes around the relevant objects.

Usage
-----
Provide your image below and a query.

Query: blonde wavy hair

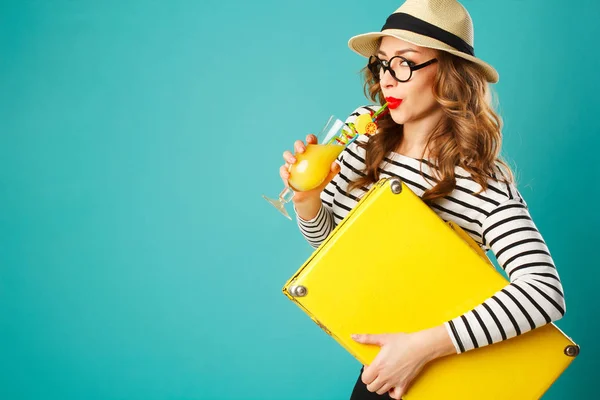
[349,48,515,204]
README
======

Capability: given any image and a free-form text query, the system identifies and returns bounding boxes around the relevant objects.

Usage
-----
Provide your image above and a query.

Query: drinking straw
[372,102,389,120]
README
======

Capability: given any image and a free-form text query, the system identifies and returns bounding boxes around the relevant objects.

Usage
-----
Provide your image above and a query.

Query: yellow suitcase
[283,177,579,399]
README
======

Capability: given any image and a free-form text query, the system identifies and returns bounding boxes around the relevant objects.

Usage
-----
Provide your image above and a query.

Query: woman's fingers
[282,150,296,164]
[279,137,335,193]
[389,386,405,400]
[306,134,318,144]
[279,165,290,184]
[294,140,306,153]
[366,376,386,394]
[376,383,393,396]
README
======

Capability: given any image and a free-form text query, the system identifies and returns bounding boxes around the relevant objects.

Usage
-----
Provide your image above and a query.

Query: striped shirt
[294,105,566,354]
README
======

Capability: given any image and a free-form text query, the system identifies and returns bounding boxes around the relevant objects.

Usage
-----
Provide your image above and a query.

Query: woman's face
[375,36,440,125]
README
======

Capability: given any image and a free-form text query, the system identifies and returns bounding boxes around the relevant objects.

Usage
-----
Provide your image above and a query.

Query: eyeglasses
[367,55,438,83]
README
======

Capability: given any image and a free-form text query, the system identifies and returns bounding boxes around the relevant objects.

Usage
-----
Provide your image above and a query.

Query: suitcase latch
[390,178,402,194]
[289,285,308,297]
[564,345,580,357]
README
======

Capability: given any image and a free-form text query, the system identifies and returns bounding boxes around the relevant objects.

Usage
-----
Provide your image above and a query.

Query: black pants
[349,366,393,400]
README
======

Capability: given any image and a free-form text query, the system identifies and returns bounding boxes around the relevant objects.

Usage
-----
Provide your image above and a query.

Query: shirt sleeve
[443,198,566,354]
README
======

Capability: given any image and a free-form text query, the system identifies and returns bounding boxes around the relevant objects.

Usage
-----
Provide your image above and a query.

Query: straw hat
[348,0,499,83]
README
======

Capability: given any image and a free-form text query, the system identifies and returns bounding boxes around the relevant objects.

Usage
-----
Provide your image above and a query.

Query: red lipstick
[385,97,402,109]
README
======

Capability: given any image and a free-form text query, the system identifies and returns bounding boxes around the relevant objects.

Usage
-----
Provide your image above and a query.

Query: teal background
[0,0,598,399]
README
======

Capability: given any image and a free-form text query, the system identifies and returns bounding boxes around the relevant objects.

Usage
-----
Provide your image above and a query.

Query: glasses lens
[367,56,381,79]
[368,56,412,82]
[389,57,411,82]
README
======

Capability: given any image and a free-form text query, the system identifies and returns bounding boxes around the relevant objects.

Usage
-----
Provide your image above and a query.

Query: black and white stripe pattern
[295,105,565,354]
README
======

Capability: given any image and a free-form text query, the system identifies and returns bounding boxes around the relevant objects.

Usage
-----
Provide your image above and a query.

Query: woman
[279,1,566,399]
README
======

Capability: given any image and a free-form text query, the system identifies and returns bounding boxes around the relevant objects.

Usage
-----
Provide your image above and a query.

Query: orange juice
[288,144,344,192]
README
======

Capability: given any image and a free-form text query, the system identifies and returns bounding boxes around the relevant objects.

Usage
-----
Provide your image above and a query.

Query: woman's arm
[443,197,565,353]
[295,105,378,248]
[294,157,341,249]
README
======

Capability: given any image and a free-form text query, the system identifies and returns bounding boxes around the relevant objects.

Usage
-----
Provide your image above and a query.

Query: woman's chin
[389,108,406,125]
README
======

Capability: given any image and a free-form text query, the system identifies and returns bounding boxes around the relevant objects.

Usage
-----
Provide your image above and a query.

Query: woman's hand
[351,326,456,399]
[280,134,340,204]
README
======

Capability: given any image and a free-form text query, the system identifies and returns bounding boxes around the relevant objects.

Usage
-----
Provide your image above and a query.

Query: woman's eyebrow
[377,49,421,56]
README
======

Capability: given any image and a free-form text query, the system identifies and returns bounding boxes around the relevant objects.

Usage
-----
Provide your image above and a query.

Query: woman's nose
[379,69,397,89]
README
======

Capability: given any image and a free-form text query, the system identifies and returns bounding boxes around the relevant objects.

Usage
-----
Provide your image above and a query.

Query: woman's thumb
[332,161,341,174]
[327,162,341,180]
[317,162,341,191]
